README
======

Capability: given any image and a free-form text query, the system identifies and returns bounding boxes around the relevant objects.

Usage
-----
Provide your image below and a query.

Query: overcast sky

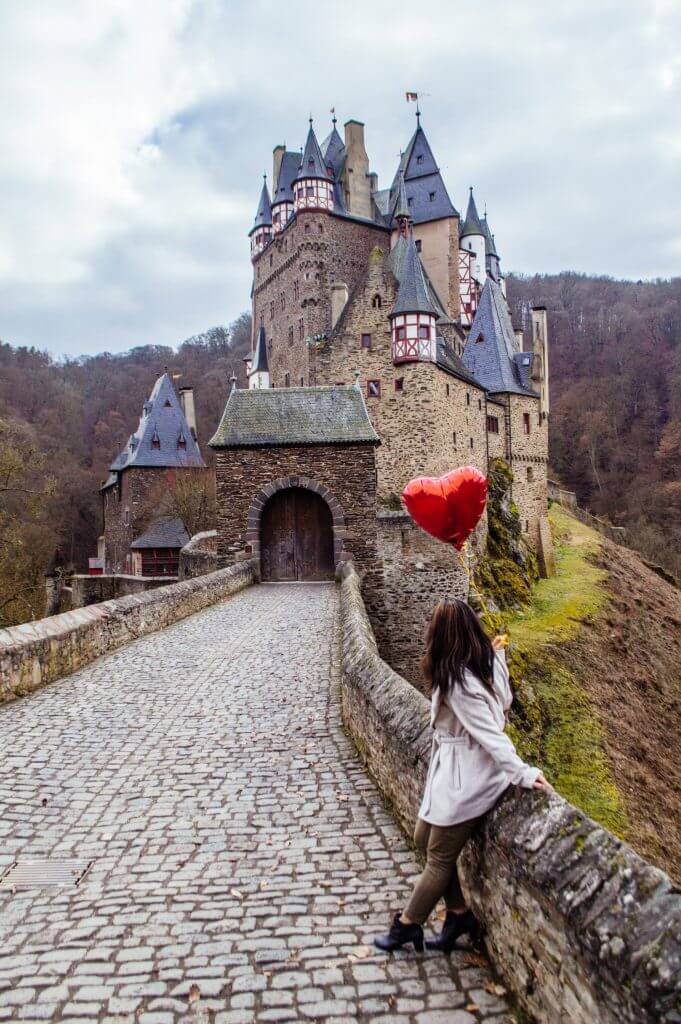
[1,0,679,359]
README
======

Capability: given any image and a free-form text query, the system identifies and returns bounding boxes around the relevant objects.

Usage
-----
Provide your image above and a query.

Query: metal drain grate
[0,860,92,890]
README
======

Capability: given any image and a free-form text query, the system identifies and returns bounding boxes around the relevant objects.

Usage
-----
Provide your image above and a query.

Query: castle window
[453,431,457,445]
[270,300,274,320]
[259,313,264,328]
[288,326,294,345]
[446,384,450,397]
[269,254,273,267]
[394,378,404,392]
[466,392,471,406]
[418,323,430,340]
[429,192,435,202]
[178,435,186,449]
[273,212,280,226]
[527,466,534,482]
[416,154,424,164]
[300,376,304,385]
[523,412,531,434]
[415,239,422,252]
[407,197,413,207]
[318,223,323,234]
[478,398,482,410]
[475,333,484,344]
[335,381,345,386]
[164,399,172,407]
[306,185,314,197]
[487,415,499,434]
[361,333,372,350]
[525,519,529,533]
[285,372,290,387]
[151,433,160,449]
[298,317,304,339]
[396,325,406,341]
[470,438,474,449]
[367,379,381,398]
[372,294,382,309]
[294,281,299,300]
[280,292,285,311]
[305,222,311,234]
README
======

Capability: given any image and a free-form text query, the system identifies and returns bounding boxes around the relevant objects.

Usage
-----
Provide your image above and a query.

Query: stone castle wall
[491,393,549,545]
[213,443,378,581]
[0,560,256,703]
[252,210,388,388]
[339,561,681,1024]
[103,466,175,573]
[178,530,220,579]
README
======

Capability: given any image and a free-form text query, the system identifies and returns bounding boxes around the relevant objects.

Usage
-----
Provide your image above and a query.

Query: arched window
[304,223,311,234]
[372,294,382,309]
[318,223,324,234]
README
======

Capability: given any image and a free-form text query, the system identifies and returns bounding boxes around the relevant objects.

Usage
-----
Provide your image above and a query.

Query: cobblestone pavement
[0,583,513,1024]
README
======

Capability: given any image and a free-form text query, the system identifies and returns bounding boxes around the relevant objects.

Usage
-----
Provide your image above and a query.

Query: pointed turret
[462,278,536,396]
[393,171,411,236]
[390,237,438,364]
[249,175,273,259]
[389,119,457,226]
[481,209,501,283]
[109,372,205,471]
[248,326,270,390]
[321,116,345,179]
[271,152,299,233]
[459,187,486,284]
[292,120,334,212]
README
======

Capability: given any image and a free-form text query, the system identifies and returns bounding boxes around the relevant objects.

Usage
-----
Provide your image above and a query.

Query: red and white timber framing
[458,248,479,326]
[294,178,334,212]
[391,312,437,364]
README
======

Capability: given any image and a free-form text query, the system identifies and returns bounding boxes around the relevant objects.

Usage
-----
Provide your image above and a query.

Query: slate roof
[250,177,272,234]
[321,124,345,178]
[110,373,206,470]
[388,124,458,225]
[436,338,481,387]
[251,325,269,374]
[460,188,484,239]
[391,236,439,317]
[272,151,299,206]
[462,279,538,397]
[293,123,328,182]
[393,172,410,220]
[389,236,448,320]
[209,385,380,448]
[130,516,189,550]
[481,215,497,257]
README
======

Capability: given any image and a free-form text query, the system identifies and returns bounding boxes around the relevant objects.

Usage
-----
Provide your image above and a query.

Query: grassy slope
[503,505,628,837]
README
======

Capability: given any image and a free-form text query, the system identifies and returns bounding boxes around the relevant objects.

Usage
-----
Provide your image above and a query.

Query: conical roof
[110,373,205,470]
[249,177,272,235]
[389,122,457,225]
[481,214,497,257]
[462,279,536,396]
[293,122,329,182]
[393,171,410,220]
[391,237,439,317]
[272,151,299,206]
[460,188,484,239]
[321,123,345,179]
[251,325,269,375]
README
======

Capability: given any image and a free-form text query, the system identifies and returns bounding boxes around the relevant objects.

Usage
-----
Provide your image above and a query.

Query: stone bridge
[1,566,679,1024]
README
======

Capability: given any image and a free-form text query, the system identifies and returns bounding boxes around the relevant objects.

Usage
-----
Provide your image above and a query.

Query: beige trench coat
[418,650,540,826]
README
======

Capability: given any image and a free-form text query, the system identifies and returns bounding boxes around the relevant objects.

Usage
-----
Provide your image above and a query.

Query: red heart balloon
[402,466,488,550]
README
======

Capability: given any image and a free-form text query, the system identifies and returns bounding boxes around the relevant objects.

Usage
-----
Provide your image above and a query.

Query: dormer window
[178,434,187,450]
[164,399,172,407]
[416,154,424,164]
[429,192,435,201]
[308,157,314,168]
[407,197,413,207]
[475,333,484,344]
[151,432,161,449]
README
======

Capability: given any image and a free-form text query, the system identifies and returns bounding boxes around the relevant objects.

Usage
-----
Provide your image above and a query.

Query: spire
[251,325,269,374]
[481,211,497,257]
[460,187,484,239]
[293,121,328,182]
[394,171,410,221]
[391,236,438,317]
[249,175,272,235]
[462,278,534,395]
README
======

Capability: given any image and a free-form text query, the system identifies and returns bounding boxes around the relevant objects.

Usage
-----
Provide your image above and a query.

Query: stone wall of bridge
[0,560,256,703]
[338,560,681,1024]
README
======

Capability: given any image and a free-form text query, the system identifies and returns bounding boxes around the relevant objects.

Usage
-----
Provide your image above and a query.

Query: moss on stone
[480,499,628,838]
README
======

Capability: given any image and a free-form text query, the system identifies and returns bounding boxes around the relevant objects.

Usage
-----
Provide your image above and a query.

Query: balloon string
[455,542,491,618]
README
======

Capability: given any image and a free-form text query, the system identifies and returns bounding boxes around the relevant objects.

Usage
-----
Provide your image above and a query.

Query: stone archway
[261,488,334,581]
[244,476,348,579]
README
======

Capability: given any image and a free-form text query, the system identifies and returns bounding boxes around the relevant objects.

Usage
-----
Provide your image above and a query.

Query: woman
[374,599,553,954]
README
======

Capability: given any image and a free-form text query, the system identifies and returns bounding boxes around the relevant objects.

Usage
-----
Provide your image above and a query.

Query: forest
[0,272,679,626]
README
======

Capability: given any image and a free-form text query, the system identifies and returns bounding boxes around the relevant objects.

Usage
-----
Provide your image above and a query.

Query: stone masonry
[0,582,513,1024]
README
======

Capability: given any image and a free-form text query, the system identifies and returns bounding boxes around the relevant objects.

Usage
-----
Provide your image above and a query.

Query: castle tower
[481,209,501,283]
[248,325,270,390]
[343,120,372,219]
[393,172,412,238]
[292,120,334,212]
[249,175,272,259]
[271,150,298,233]
[390,236,438,364]
[460,188,486,286]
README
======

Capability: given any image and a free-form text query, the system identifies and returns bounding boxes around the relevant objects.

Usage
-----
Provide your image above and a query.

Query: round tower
[390,236,438,364]
[292,119,334,212]
[249,175,272,260]
[460,187,486,285]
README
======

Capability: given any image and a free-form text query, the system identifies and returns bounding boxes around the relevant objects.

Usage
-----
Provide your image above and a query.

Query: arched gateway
[261,486,334,581]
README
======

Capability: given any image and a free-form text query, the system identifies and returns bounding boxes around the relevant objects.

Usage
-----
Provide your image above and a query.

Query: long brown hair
[421,599,495,695]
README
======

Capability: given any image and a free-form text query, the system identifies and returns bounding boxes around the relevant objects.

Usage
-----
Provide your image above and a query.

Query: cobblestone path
[0,583,513,1024]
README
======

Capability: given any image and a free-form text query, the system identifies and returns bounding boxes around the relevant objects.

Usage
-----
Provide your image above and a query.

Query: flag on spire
[405,92,418,102]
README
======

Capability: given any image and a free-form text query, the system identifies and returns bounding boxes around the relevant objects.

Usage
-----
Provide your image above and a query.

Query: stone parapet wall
[338,561,681,1024]
[69,573,173,609]
[0,560,256,703]
[548,480,627,545]
[179,530,220,579]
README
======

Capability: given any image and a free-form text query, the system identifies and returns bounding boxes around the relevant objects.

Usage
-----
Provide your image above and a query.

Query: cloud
[0,0,679,356]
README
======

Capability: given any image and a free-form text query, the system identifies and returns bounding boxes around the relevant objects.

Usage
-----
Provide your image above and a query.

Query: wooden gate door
[261,488,334,581]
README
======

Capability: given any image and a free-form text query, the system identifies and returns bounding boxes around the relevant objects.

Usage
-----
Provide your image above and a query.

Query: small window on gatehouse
[361,333,372,349]
[394,378,404,392]
[372,294,382,308]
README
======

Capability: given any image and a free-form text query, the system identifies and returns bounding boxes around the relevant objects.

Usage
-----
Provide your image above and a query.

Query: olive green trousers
[403,816,481,925]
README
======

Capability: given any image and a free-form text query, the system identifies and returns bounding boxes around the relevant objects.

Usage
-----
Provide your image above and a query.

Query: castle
[239,112,549,546]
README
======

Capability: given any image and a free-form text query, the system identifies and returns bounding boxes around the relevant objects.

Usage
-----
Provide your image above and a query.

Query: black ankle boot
[374,913,425,953]
[426,909,481,953]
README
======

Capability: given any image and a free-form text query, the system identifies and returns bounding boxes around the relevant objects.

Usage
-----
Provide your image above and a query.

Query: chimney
[330,281,349,328]
[178,386,197,440]
[273,145,285,191]
[343,120,371,219]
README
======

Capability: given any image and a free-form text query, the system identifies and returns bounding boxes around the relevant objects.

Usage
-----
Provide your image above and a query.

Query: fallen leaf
[230,888,244,899]
[465,1004,480,1013]
[188,984,201,1003]
[484,981,507,996]
[463,953,487,968]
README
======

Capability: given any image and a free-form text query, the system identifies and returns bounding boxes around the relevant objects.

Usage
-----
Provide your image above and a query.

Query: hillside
[507,272,681,580]
[504,505,681,880]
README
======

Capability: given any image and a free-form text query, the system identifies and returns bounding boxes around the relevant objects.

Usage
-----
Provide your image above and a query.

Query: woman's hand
[492,634,508,652]
[533,771,554,793]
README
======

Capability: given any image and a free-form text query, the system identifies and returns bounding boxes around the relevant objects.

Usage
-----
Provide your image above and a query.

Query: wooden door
[261,488,334,581]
